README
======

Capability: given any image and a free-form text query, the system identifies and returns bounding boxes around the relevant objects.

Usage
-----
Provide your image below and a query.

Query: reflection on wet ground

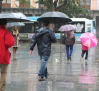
[5,42,99,91]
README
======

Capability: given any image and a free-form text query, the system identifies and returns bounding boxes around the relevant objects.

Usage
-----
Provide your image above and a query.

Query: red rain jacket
[81,42,88,50]
[0,25,14,64]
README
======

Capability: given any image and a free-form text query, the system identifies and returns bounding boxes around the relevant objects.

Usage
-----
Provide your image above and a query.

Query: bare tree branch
[55,0,67,11]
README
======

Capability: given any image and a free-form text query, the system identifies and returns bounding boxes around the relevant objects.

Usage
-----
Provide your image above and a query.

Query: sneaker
[39,77,46,81]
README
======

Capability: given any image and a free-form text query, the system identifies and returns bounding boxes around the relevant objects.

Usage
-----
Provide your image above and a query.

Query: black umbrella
[0,12,30,22]
[37,11,72,23]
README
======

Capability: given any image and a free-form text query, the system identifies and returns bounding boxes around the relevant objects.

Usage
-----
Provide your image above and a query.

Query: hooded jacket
[30,27,57,56]
[0,25,14,64]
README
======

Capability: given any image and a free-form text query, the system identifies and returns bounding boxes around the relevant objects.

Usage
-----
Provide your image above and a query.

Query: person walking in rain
[0,19,14,91]
[30,20,57,81]
[12,26,20,57]
[80,42,88,65]
[65,30,75,61]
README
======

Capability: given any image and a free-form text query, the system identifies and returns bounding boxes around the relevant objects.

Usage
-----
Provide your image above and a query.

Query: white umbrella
[7,22,25,27]
[0,12,30,22]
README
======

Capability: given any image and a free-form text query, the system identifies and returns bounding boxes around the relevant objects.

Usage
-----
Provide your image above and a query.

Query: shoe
[39,77,46,81]
[45,76,48,79]
[69,57,71,60]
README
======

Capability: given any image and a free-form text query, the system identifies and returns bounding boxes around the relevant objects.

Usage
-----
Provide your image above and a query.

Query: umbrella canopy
[7,22,25,27]
[37,11,72,23]
[80,32,98,48]
[0,12,30,22]
[58,25,76,32]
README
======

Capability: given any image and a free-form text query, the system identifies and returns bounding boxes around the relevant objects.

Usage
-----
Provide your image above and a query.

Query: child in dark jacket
[80,42,88,65]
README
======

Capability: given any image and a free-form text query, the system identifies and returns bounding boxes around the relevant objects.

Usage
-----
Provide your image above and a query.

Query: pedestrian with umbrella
[80,32,98,65]
[0,12,30,91]
[58,25,76,61]
[12,26,20,57]
[32,11,71,80]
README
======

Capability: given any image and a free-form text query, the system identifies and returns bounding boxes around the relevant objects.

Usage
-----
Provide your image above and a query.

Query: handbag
[62,35,66,44]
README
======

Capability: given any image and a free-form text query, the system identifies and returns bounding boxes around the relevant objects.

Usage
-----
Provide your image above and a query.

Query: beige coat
[12,29,20,47]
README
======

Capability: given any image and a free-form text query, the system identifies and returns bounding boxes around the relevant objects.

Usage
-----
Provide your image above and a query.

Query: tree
[36,0,67,11]
[36,0,92,18]
[16,0,33,8]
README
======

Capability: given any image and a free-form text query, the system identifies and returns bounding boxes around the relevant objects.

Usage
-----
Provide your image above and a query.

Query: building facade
[79,0,90,10]
[2,0,39,8]
[91,0,99,10]
[1,0,99,20]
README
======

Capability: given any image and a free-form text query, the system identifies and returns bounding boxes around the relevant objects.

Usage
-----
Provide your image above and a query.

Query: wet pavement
[4,42,99,91]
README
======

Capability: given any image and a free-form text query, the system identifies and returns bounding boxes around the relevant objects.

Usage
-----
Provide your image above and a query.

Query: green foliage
[16,0,34,8]
[59,0,91,18]
[36,0,91,18]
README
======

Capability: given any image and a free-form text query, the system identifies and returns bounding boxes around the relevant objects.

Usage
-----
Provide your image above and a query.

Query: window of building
[2,0,6,3]
[86,0,90,5]
[80,2,84,5]
[80,0,84,5]
[7,0,11,3]
[79,0,90,9]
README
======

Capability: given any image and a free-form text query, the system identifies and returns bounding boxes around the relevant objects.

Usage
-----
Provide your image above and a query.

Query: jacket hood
[35,27,49,38]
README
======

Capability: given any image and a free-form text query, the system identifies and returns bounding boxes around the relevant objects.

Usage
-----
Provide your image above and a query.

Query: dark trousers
[81,50,88,60]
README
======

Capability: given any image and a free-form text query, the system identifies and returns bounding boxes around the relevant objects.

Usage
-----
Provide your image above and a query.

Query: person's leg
[38,56,42,76]
[85,50,88,60]
[15,47,17,52]
[80,50,85,64]
[85,50,88,65]
[44,67,48,78]
[13,47,16,56]
[69,45,73,58]
[38,56,49,80]
[81,50,85,58]
[0,64,8,91]
[66,45,69,59]
[15,47,17,55]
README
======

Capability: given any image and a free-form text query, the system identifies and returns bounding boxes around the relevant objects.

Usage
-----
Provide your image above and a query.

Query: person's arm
[30,34,37,55]
[5,31,14,48]
[50,31,57,43]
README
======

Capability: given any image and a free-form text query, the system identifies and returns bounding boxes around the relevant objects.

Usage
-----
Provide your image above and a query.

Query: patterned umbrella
[80,32,98,48]
[58,25,76,31]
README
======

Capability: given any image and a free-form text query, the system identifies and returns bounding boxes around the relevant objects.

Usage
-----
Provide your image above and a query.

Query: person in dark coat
[65,30,75,61]
[30,20,57,81]
[0,19,14,91]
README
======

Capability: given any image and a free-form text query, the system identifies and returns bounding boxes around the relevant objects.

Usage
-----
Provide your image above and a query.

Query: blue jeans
[38,56,49,78]
[66,45,73,58]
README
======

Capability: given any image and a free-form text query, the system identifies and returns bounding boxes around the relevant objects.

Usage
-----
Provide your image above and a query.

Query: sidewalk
[5,43,99,91]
